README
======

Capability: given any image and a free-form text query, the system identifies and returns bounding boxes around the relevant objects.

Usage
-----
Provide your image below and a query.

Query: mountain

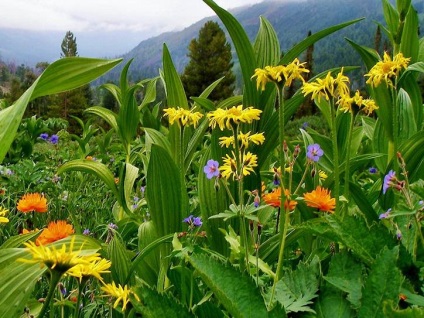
[98,0,423,87]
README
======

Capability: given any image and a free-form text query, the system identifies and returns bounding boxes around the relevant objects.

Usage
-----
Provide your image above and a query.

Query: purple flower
[379,208,391,219]
[108,223,118,230]
[383,170,396,194]
[49,134,59,144]
[396,229,402,240]
[203,159,220,179]
[306,144,324,162]
[83,229,91,235]
[369,167,378,174]
[183,215,202,227]
[302,122,309,129]
[40,133,49,141]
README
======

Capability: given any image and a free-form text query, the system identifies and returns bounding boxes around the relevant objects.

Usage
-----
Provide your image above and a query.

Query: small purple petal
[383,170,396,194]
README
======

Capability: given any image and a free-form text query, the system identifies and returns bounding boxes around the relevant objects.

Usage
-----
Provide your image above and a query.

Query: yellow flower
[20,236,96,273]
[67,258,111,283]
[0,207,9,224]
[360,98,379,115]
[219,151,258,179]
[365,51,410,87]
[101,281,139,311]
[219,131,265,149]
[251,59,309,90]
[302,69,350,101]
[17,193,48,213]
[207,105,262,130]
[319,170,328,181]
[337,93,354,113]
[163,107,203,127]
[303,186,336,213]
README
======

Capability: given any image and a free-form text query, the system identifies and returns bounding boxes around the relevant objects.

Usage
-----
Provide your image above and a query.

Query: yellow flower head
[302,69,350,101]
[207,105,262,130]
[219,131,265,149]
[20,236,97,274]
[163,107,203,127]
[251,59,309,90]
[17,192,48,213]
[101,281,139,311]
[365,52,410,87]
[0,207,9,224]
[219,151,258,180]
[360,98,379,115]
[67,257,111,283]
[318,170,328,181]
[303,186,336,213]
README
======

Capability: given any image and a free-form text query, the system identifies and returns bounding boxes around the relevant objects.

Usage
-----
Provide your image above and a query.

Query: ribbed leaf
[381,0,399,44]
[323,252,363,309]
[108,235,133,285]
[117,162,139,218]
[254,16,280,68]
[188,253,269,318]
[399,2,419,62]
[399,132,424,182]
[397,88,416,143]
[144,127,172,156]
[0,230,42,249]
[85,105,118,131]
[146,144,188,237]
[162,44,188,108]
[358,246,402,318]
[349,182,379,225]
[132,286,194,318]
[58,159,119,201]
[139,77,159,110]
[203,0,258,107]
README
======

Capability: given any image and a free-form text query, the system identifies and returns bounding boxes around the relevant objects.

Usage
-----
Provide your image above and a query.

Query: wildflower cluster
[39,133,59,144]
[163,106,203,127]
[251,58,309,90]
[207,105,262,130]
[365,52,410,87]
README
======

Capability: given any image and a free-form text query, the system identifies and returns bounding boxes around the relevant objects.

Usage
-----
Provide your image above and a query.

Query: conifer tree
[181,21,235,102]
[61,31,78,57]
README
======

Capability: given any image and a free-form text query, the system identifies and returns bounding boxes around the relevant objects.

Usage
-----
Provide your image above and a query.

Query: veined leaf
[188,253,269,318]
[108,235,133,285]
[85,105,118,132]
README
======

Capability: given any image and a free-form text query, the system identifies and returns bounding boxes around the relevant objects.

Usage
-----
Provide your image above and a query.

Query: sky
[0,0,264,34]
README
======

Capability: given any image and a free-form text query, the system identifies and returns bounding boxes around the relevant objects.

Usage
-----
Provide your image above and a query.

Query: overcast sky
[0,0,264,34]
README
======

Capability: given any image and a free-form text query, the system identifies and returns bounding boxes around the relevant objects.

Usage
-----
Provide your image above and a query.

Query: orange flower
[303,186,336,213]
[21,228,40,235]
[17,193,48,213]
[36,220,74,246]
[262,187,297,211]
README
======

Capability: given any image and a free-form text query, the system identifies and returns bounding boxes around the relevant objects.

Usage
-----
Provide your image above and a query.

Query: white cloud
[0,0,263,33]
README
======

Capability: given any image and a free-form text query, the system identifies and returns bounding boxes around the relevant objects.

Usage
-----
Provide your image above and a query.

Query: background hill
[0,0,423,89]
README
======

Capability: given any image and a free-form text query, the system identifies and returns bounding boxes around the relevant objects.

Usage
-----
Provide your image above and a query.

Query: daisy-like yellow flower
[365,51,410,87]
[36,220,75,246]
[303,186,336,213]
[318,170,328,181]
[337,93,354,113]
[101,281,139,311]
[0,207,9,224]
[20,236,97,274]
[251,59,309,90]
[67,258,111,283]
[207,105,262,130]
[302,69,350,101]
[163,107,203,127]
[262,188,297,211]
[17,193,48,213]
[361,98,379,115]
[219,151,258,180]
[219,131,265,149]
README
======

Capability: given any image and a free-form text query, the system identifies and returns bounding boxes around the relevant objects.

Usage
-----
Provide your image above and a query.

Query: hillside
[98,0,423,87]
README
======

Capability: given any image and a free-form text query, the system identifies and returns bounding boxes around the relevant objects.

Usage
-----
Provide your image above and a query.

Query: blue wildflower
[49,134,59,144]
[383,170,396,194]
[203,159,220,179]
[306,144,324,162]
[40,133,49,141]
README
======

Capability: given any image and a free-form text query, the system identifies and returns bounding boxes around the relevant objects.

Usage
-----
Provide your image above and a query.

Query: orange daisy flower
[262,187,297,211]
[17,193,48,213]
[303,186,336,213]
[36,220,75,246]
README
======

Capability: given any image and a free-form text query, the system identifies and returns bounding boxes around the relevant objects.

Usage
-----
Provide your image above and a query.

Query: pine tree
[61,31,78,57]
[181,21,235,102]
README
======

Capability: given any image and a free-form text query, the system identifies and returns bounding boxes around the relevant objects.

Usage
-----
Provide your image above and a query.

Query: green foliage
[181,20,235,101]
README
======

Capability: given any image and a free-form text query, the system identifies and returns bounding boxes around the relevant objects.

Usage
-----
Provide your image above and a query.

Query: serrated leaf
[188,253,269,318]
[324,252,363,308]
[358,246,402,318]
[270,256,320,314]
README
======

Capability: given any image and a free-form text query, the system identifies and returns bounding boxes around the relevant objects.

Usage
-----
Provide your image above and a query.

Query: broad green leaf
[144,127,172,156]
[397,88,416,143]
[146,144,188,237]
[254,16,280,68]
[323,252,363,308]
[358,246,402,318]
[108,235,133,285]
[399,132,424,182]
[203,0,258,108]
[85,105,118,132]
[57,159,119,201]
[349,182,379,225]
[399,2,419,62]
[117,162,139,218]
[313,286,356,318]
[139,77,159,110]
[382,0,399,44]
[188,253,269,318]
[162,44,188,108]
[0,230,42,249]
[184,118,209,170]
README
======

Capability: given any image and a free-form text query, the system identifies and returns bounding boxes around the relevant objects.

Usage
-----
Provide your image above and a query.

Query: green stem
[330,100,340,214]
[38,270,63,318]
[75,279,88,318]
[342,111,355,219]
[391,86,398,171]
